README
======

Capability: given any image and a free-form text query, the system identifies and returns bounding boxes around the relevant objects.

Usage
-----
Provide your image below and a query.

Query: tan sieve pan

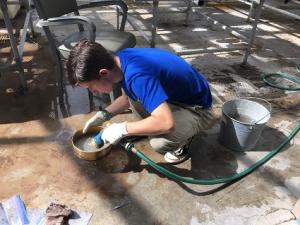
[72,126,112,160]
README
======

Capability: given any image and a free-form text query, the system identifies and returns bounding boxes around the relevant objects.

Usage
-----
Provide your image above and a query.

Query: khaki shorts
[129,100,214,153]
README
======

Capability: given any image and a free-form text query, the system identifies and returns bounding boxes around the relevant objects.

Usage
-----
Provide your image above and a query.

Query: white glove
[101,122,128,144]
[83,110,112,133]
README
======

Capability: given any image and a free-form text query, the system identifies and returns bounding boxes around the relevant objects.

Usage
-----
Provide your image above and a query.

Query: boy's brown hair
[66,39,115,85]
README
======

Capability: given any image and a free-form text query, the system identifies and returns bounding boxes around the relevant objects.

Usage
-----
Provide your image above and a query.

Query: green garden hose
[121,65,300,185]
[262,72,300,91]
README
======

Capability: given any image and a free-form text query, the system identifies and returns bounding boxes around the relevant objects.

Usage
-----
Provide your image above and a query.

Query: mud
[268,95,300,110]
[74,133,102,152]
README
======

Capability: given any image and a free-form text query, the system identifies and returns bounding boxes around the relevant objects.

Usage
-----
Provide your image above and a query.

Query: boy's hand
[83,110,112,133]
[101,122,128,144]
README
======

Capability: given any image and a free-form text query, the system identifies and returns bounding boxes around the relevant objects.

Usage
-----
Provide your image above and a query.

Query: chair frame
[33,0,129,104]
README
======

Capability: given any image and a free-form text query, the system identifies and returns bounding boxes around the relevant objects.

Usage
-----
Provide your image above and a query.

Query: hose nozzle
[92,132,104,148]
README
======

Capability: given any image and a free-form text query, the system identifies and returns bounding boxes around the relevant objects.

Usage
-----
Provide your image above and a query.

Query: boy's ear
[99,69,109,77]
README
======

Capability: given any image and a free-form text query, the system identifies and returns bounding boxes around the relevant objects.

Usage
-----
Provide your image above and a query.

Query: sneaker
[164,145,190,164]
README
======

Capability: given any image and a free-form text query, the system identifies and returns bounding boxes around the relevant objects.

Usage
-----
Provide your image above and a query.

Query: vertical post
[116,7,120,30]
[242,0,265,65]
[246,0,255,23]
[184,0,192,26]
[151,0,159,48]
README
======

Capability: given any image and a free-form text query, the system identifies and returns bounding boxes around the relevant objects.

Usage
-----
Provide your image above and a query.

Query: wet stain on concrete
[231,63,262,81]
[268,95,300,110]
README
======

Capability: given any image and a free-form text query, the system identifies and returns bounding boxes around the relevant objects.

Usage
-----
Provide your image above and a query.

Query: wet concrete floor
[1,1,300,224]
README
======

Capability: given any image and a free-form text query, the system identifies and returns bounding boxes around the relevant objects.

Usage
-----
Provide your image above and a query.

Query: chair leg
[55,54,65,104]
[88,90,95,111]
[17,64,28,94]
[184,0,192,26]
[43,28,65,104]
[110,83,122,102]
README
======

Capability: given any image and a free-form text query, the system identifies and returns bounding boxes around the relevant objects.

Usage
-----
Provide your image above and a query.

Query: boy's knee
[149,137,176,154]
[149,138,167,154]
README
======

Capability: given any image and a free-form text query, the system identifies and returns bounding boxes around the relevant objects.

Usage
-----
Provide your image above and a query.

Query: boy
[66,40,212,164]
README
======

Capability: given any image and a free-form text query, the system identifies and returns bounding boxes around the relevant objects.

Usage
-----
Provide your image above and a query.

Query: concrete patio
[0,0,300,224]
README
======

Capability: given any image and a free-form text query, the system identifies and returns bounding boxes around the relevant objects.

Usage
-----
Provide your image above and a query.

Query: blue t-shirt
[117,48,212,113]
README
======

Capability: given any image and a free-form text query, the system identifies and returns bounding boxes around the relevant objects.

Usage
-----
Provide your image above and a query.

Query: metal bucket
[218,98,271,151]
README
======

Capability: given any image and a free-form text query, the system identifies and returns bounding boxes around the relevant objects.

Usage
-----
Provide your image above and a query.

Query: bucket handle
[240,97,272,125]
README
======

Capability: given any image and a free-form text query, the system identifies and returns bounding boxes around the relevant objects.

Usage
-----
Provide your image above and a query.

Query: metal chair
[32,0,136,103]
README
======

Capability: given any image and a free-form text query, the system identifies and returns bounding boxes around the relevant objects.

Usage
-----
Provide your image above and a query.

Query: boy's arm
[82,90,130,133]
[100,101,174,144]
[126,102,174,136]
